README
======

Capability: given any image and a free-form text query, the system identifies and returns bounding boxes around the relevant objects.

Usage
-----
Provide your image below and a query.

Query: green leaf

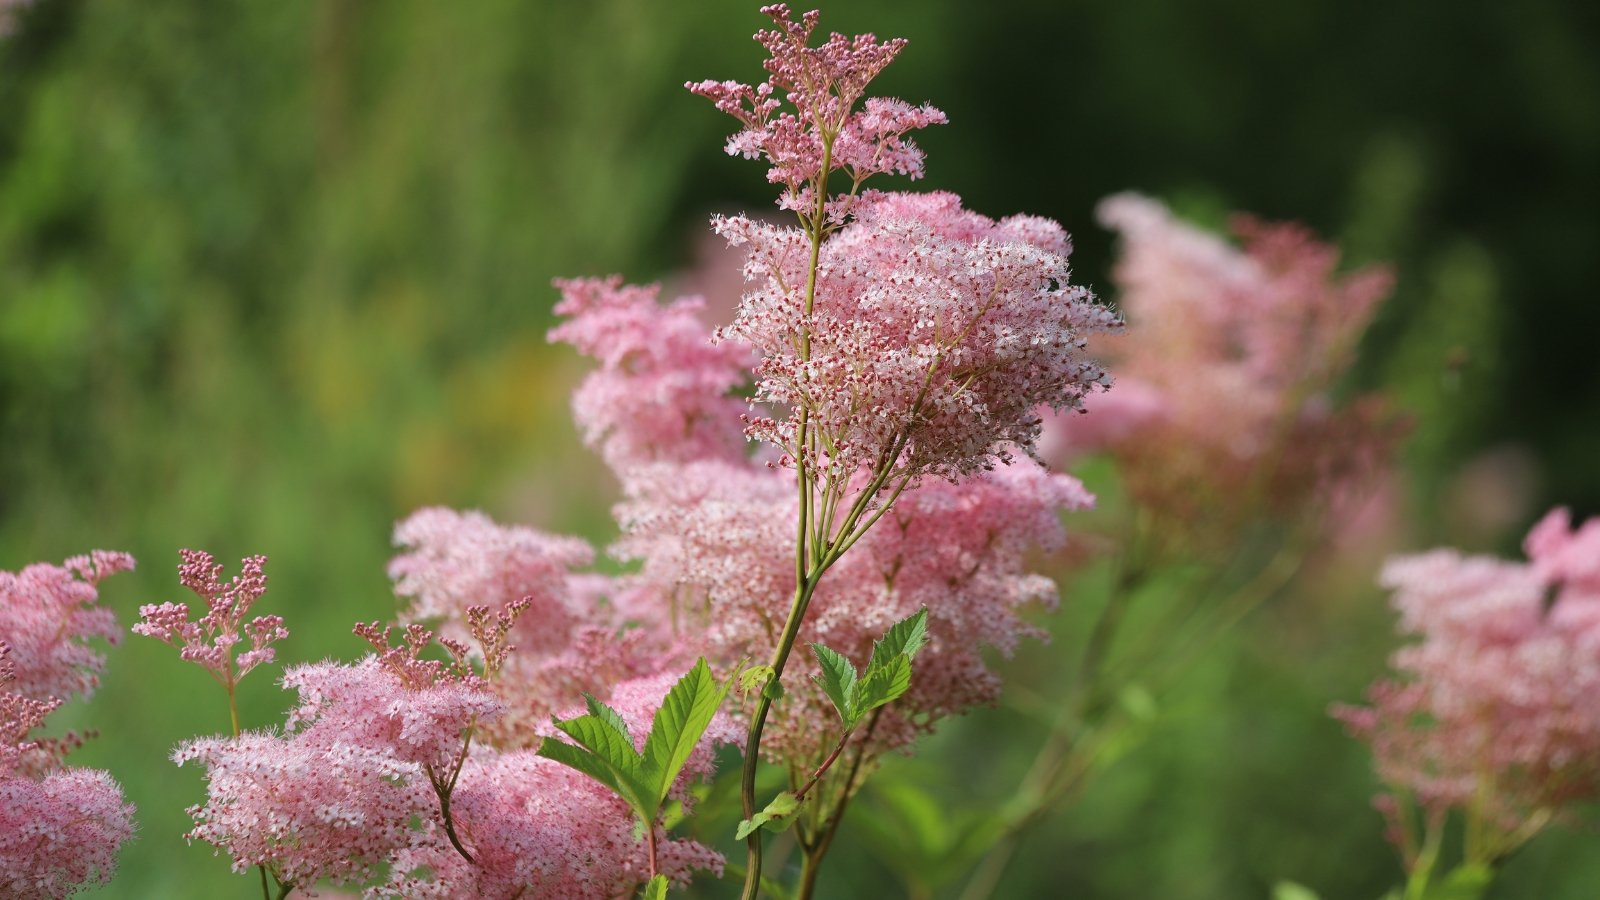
[586,693,635,745]
[541,704,654,818]
[811,643,859,725]
[868,608,929,672]
[856,652,912,714]
[1272,881,1321,900]
[735,790,803,840]
[535,737,651,820]
[641,874,669,900]
[553,709,644,777]
[641,657,736,807]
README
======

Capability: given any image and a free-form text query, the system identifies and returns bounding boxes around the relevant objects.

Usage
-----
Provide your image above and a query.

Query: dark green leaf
[554,710,644,776]
[810,643,859,725]
[868,608,929,672]
[585,693,635,746]
[543,711,654,817]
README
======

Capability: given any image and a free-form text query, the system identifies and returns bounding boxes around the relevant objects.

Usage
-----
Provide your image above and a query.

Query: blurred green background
[1,1,1596,897]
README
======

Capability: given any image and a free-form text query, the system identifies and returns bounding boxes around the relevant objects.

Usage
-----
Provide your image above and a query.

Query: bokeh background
[1,1,1597,897]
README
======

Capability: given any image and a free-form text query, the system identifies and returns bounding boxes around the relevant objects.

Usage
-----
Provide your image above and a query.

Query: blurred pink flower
[1336,508,1600,854]
[1048,193,1399,542]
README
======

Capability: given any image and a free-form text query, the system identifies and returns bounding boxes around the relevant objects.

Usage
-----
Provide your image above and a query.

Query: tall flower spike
[687,4,944,213]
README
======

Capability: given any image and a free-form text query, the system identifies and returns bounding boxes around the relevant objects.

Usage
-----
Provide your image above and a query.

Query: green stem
[795,709,882,900]
[647,821,660,881]
[740,577,822,900]
[793,728,854,804]
[228,693,240,738]
[741,128,837,900]
[1404,812,1445,900]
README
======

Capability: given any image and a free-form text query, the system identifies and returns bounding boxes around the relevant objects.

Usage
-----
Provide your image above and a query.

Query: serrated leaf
[868,608,929,672]
[535,737,652,821]
[641,657,735,807]
[735,790,803,840]
[543,710,654,818]
[554,710,644,777]
[857,653,912,714]
[1272,881,1321,900]
[585,693,635,745]
[641,874,669,900]
[811,643,859,725]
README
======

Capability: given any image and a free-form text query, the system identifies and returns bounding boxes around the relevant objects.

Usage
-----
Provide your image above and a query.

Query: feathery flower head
[548,277,752,474]
[390,507,595,657]
[0,550,133,702]
[0,576,135,900]
[717,192,1115,483]
[174,730,426,888]
[0,765,135,900]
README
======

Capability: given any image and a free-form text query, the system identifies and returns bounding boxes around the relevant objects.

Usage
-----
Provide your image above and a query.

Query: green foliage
[811,608,927,729]
[1418,865,1494,900]
[734,790,802,840]
[1272,881,1321,900]
[738,664,776,697]
[641,874,669,900]
[538,658,735,827]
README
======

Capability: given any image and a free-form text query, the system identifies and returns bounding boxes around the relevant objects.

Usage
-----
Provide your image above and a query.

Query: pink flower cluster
[172,530,732,896]
[558,278,1094,764]
[389,507,668,742]
[0,554,136,900]
[548,277,753,474]
[164,7,1110,895]
[134,550,287,687]
[1336,509,1600,851]
[716,191,1116,484]
[1048,193,1396,538]
[0,550,132,702]
[381,674,735,899]
[688,7,1113,491]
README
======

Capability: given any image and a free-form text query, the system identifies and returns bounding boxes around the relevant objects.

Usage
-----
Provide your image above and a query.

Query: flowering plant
[4,5,1593,900]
